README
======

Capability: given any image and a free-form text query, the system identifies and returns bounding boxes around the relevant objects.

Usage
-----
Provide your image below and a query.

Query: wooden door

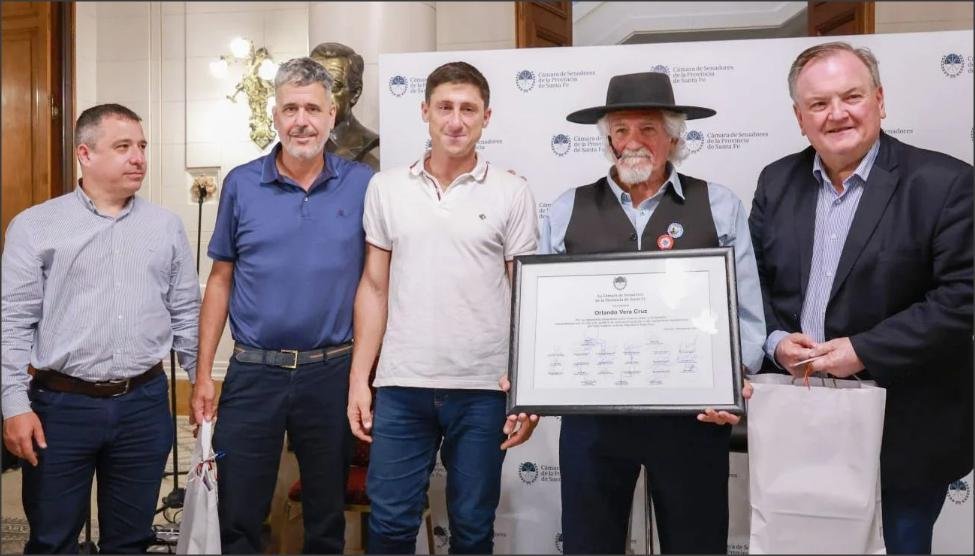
[808,1,875,35]
[516,1,572,48]
[1,1,68,244]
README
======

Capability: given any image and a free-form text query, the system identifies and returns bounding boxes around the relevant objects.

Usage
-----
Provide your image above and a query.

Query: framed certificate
[507,247,744,415]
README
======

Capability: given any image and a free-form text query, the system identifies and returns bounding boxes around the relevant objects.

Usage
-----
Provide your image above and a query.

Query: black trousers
[214,355,352,554]
[559,414,731,554]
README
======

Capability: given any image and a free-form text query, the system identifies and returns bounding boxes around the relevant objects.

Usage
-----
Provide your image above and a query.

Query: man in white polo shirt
[348,61,539,554]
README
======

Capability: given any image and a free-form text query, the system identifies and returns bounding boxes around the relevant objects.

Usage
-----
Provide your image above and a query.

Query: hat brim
[566,103,716,124]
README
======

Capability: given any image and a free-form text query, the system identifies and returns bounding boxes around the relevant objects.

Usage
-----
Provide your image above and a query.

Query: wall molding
[573,1,806,46]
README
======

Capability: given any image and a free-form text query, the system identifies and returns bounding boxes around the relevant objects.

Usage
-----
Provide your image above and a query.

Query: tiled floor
[0,416,196,555]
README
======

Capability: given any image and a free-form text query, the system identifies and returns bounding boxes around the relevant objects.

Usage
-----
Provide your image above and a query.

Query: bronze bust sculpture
[310,42,380,170]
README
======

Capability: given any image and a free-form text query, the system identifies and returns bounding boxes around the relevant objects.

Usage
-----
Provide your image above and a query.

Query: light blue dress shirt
[763,139,881,365]
[2,185,201,418]
[540,164,767,373]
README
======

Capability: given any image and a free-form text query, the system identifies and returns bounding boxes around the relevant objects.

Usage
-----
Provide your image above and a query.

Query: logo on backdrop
[430,461,447,480]
[388,75,408,97]
[387,74,426,96]
[516,68,597,92]
[518,461,539,484]
[550,132,603,156]
[551,133,572,156]
[433,525,450,549]
[516,69,537,92]
[613,276,628,291]
[647,63,735,84]
[477,138,503,152]
[941,52,965,77]
[554,532,564,554]
[947,479,971,504]
[431,137,503,152]
[684,129,705,153]
[884,127,915,138]
[682,129,768,154]
[728,542,749,555]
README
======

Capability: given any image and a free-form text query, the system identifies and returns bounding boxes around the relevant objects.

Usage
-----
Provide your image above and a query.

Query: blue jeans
[366,387,507,554]
[882,482,950,554]
[22,373,173,554]
[214,355,352,554]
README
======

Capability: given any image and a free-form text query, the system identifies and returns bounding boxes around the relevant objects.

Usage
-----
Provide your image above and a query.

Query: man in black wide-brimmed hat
[539,72,766,553]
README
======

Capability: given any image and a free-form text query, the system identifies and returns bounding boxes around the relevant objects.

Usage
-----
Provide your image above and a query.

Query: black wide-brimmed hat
[566,72,716,124]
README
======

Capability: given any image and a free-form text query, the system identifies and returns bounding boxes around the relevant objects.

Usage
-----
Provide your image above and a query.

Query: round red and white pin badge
[656,234,674,250]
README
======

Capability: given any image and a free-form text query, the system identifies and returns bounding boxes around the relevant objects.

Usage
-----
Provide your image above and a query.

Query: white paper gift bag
[747,373,886,554]
[176,419,221,554]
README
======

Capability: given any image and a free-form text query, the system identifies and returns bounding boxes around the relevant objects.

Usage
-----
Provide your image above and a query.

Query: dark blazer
[749,131,973,488]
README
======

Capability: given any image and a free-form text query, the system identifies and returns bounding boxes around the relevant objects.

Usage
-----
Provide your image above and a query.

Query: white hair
[596,110,689,165]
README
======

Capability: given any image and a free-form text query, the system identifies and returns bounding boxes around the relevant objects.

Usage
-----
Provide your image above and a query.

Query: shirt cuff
[764,330,790,370]
[1,394,32,420]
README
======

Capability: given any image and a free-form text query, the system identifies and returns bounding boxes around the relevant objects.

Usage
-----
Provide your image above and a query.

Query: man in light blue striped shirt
[1,104,200,553]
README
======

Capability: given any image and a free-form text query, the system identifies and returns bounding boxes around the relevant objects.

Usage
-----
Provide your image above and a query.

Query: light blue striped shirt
[541,165,767,374]
[764,139,881,362]
[1,186,201,418]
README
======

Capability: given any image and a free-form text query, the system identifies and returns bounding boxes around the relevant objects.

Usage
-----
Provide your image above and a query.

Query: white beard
[615,148,655,184]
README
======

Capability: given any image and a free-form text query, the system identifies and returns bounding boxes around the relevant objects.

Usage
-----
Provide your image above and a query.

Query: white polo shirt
[363,152,538,390]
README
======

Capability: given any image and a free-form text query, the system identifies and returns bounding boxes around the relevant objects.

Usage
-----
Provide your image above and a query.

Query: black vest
[564,174,718,254]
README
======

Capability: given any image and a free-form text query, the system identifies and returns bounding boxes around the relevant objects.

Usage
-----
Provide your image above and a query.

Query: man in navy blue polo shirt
[191,57,374,554]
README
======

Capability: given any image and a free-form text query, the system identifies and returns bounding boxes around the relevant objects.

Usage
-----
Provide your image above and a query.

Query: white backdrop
[378,31,974,554]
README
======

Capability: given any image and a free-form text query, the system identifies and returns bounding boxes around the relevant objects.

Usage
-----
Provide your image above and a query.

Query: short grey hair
[788,41,882,101]
[596,109,689,165]
[274,57,334,93]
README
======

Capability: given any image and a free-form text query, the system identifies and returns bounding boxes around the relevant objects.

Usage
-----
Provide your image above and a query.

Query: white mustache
[619,148,652,160]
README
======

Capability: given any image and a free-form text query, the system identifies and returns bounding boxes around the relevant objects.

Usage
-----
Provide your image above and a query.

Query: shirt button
[825,272,833,278]
[117,315,123,320]
[640,210,647,216]
[829,234,837,240]
[304,197,309,203]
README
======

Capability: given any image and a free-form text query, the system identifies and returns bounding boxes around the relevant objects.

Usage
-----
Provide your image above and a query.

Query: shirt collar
[605,162,685,206]
[75,179,136,219]
[260,143,336,190]
[409,149,489,183]
[812,137,881,189]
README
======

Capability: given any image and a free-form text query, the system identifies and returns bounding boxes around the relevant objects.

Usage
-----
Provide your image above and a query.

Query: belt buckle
[96,378,130,397]
[281,350,299,369]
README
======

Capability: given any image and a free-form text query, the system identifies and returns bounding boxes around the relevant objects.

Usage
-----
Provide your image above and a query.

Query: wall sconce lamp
[209,37,278,150]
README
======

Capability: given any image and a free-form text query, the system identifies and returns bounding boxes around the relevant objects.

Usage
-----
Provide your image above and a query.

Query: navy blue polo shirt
[208,144,374,350]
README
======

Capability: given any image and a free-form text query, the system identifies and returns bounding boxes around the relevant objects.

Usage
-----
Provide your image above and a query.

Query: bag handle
[794,369,864,389]
[191,420,221,480]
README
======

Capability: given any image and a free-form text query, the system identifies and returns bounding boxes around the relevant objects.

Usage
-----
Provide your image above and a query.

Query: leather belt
[32,362,164,398]
[233,342,353,369]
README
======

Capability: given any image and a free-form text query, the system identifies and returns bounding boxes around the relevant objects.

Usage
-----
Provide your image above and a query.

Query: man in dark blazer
[749,41,973,554]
